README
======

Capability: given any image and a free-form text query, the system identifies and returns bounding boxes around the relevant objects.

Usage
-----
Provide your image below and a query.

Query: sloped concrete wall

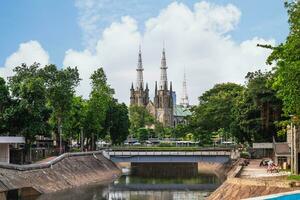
[0,152,121,194]
[207,160,296,200]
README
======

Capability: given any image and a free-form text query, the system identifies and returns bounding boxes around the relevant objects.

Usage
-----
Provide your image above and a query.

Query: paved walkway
[240,159,289,178]
[35,156,57,164]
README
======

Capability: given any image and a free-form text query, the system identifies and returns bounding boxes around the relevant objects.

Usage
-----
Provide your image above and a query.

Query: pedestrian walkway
[240,159,289,178]
[35,156,57,164]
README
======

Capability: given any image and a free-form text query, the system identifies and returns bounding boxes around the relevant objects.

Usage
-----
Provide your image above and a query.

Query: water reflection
[35,175,219,200]
[33,163,221,200]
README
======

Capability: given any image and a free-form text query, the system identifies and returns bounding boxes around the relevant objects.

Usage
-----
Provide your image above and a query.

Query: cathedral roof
[173,105,192,117]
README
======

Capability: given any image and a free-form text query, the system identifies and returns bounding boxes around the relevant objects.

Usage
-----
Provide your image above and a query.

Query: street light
[59,124,63,155]
[80,127,84,152]
[290,114,296,174]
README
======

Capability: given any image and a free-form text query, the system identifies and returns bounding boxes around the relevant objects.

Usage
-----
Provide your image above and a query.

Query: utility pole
[80,127,84,152]
[59,124,63,155]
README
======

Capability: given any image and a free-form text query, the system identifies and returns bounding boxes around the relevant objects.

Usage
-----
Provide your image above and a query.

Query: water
[28,164,222,200]
[265,193,300,200]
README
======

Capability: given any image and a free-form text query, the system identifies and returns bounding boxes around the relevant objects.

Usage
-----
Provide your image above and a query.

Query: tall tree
[8,63,51,161]
[105,100,129,145]
[0,77,11,134]
[189,83,244,144]
[40,64,80,152]
[85,68,114,149]
[63,96,87,144]
[261,2,300,120]
[129,105,155,136]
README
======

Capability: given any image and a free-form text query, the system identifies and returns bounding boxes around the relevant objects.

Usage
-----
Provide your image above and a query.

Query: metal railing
[108,151,232,157]
[0,151,103,171]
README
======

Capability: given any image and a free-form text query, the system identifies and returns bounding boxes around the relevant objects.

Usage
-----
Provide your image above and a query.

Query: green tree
[173,123,189,139]
[189,83,244,144]
[231,70,284,143]
[261,2,300,120]
[0,77,11,134]
[85,68,114,149]
[8,63,51,161]
[63,96,87,144]
[129,105,155,135]
[40,64,80,151]
[137,128,149,143]
[231,89,260,143]
[105,100,129,145]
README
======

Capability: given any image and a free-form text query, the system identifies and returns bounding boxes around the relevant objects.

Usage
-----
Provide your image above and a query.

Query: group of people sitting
[259,159,279,173]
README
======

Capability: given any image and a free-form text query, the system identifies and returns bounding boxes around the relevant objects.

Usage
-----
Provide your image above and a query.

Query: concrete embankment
[207,159,297,200]
[0,151,121,199]
[198,161,230,182]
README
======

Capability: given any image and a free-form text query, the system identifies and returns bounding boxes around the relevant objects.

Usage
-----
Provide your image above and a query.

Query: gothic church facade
[130,47,174,127]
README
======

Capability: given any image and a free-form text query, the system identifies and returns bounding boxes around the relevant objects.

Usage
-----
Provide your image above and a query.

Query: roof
[0,136,25,144]
[174,105,192,117]
[274,143,290,156]
[253,143,273,149]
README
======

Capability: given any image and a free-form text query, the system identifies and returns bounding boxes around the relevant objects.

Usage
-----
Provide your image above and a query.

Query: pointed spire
[145,83,149,90]
[161,48,167,69]
[180,68,189,108]
[159,46,168,89]
[164,80,168,91]
[131,82,134,90]
[139,81,143,90]
[136,45,144,89]
[155,81,158,94]
[138,44,142,69]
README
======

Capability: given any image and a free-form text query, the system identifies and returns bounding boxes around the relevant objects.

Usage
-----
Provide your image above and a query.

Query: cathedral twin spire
[134,46,169,91]
[131,45,178,127]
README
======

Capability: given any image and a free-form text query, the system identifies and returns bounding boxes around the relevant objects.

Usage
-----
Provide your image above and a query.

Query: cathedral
[130,47,190,127]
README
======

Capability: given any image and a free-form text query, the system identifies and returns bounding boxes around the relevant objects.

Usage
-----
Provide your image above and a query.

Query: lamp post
[290,114,296,174]
[80,127,84,152]
[59,124,63,155]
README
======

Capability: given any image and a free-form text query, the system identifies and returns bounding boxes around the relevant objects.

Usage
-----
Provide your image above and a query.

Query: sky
[0,0,289,105]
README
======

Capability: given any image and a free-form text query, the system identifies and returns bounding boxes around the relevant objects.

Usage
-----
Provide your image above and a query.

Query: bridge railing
[108,151,232,156]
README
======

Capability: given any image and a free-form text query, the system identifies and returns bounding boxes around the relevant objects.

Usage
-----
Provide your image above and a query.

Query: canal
[26,163,223,200]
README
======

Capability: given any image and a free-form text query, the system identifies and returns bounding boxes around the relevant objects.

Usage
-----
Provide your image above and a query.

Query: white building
[0,136,25,163]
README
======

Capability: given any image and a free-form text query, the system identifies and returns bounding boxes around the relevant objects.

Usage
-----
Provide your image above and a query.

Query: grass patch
[288,174,300,181]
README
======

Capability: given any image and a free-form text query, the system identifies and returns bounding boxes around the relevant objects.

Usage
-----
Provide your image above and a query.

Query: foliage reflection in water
[30,165,221,200]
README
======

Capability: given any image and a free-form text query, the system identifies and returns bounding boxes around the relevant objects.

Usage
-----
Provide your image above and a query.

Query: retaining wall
[207,159,296,200]
[0,151,121,198]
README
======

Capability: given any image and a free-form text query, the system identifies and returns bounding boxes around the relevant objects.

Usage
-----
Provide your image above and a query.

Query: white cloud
[65,1,274,105]
[0,40,49,78]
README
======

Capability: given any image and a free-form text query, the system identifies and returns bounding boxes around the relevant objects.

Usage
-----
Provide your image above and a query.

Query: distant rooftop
[274,143,290,156]
[174,105,192,117]
[0,136,25,144]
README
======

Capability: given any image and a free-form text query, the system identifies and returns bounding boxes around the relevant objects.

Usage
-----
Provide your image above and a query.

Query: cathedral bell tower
[130,46,149,107]
[154,48,174,127]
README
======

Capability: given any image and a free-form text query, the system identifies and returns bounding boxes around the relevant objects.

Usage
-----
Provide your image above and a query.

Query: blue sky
[0,1,290,104]
[0,0,288,67]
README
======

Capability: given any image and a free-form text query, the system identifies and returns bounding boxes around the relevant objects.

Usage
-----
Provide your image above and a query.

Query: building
[130,47,192,127]
[130,47,149,107]
[0,136,25,163]
[130,47,174,127]
[173,70,192,126]
[173,105,192,126]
